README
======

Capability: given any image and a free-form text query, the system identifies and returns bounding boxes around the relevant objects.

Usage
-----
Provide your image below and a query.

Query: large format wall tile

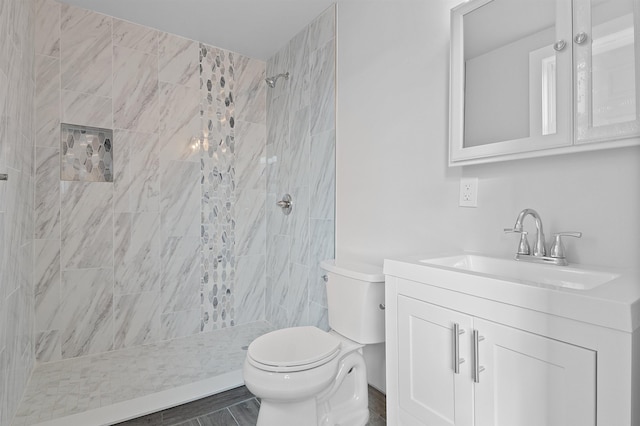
[61,90,112,129]
[234,255,266,325]
[35,330,61,362]
[29,0,271,363]
[113,45,158,133]
[159,33,199,88]
[160,236,200,314]
[235,55,266,124]
[265,6,335,329]
[35,147,60,239]
[35,54,60,148]
[310,129,335,220]
[34,239,61,331]
[59,267,113,358]
[114,212,160,296]
[288,106,310,189]
[288,29,310,113]
[2,1,36,422]
[288,263,309,326]
[158,82,200,162]
[113,131,160,213]
[60,4,112,97]
[60,181,113,269]
[113,19,158,54]
[234,121,266,191]
[160,309,199,340]
[235,189,265,257]
[35,0,60,57]
[161,160,200,237]
[309,39,335,135]
[289,186,310,266]
[114,291,160,349]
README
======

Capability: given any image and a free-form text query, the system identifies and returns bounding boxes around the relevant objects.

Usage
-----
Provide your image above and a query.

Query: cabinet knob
[574,32,588,45]
[553,40,566,51]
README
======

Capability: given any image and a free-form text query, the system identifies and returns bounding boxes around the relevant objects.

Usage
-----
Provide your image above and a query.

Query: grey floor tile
[197,408,239,426]
[368,386,386,419]
[366,410,386,426]
[228,399,260,425]
[173,420,201,426]
[161,386,254,425]
[113,412,163,425]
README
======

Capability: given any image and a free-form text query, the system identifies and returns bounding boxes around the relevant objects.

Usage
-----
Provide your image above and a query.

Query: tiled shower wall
[33,0,267,362]
[265,6,336,329]
[0,0,36,425]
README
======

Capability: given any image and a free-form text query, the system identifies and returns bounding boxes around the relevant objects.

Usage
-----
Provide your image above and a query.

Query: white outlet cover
[459,177,478,207]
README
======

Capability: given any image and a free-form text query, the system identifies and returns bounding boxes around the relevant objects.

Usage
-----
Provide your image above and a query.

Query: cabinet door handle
[473,330,485,383]
[453,323,465,374]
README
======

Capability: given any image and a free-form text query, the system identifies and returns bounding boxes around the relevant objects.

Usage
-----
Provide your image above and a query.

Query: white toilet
[243,259,385,426]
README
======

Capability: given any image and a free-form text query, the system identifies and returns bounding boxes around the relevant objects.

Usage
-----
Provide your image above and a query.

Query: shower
[265,72,289,88]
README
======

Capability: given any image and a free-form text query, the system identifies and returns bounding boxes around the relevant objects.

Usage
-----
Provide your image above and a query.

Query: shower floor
[11,321,273,426]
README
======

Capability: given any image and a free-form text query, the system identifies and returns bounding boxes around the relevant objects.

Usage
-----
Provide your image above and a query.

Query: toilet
[242,259,385,426]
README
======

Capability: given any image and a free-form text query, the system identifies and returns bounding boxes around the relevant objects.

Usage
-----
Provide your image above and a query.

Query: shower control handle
[0,173,7,181]
[276,194,292,215]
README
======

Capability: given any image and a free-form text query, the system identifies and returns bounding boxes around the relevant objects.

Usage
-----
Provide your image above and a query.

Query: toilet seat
[247,326,341,373]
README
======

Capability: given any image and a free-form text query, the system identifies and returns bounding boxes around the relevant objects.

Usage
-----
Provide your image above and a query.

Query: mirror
[463,0,557,147]
[449,0,640,165]
[450,0,573,165]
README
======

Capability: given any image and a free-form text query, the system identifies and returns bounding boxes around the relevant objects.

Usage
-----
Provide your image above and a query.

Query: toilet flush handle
[379,304,385,310]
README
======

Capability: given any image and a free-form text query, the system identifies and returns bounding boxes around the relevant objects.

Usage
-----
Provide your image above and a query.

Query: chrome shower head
[265,72,289,88]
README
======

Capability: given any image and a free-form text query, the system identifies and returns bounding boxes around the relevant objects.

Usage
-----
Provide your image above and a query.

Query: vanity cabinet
[449,0,640,165]
[397,295,596,426]
[385,274,639,426]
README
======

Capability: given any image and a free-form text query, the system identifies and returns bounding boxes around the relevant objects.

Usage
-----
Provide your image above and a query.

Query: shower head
[265,72,289,88]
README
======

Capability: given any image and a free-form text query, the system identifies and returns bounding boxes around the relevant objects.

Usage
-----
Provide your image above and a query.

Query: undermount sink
[420,254,620,290]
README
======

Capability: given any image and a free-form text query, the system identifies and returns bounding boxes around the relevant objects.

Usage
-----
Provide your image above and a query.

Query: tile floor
[12,322,273,426]
[115,385,387,426]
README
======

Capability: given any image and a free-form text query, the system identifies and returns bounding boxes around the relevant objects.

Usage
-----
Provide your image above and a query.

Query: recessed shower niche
[60,123,114,182]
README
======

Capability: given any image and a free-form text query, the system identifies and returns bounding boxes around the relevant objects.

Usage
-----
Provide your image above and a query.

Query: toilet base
[257,398,318,426]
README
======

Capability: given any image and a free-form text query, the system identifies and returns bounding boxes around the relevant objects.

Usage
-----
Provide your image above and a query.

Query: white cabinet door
[397,296,474,426]
[473,319,597,426]
[574,0,640,143]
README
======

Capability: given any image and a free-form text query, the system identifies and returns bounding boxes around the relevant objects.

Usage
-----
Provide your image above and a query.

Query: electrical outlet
[459,177,478,207]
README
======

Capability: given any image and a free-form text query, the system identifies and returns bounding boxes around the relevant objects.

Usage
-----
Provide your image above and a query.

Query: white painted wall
[336,1,640,271]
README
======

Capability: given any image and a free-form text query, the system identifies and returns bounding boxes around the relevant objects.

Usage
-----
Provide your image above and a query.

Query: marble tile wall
[33,0,267,363]
[265,6,336,330]
[0,1,36,425]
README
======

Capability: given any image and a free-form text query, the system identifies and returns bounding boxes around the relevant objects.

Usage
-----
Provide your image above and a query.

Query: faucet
[512,208,546,257]
[504,208,582,266]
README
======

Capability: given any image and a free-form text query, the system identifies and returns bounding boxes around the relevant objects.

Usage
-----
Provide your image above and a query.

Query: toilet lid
[247,326,341,372]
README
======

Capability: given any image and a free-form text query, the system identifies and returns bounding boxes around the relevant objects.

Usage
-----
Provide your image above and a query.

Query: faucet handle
[504,229,531,255]
[549,232,582,260]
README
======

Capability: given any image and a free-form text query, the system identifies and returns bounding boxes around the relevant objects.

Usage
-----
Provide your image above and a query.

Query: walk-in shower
[265,72,289,87]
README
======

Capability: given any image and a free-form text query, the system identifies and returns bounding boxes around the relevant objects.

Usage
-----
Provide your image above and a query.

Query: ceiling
[60,0,337,60]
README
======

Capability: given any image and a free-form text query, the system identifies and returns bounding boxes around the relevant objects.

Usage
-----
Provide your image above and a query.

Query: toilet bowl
[243,260,385,426]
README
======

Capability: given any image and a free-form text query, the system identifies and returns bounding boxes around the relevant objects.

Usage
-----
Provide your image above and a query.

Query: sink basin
[420,254,619,290]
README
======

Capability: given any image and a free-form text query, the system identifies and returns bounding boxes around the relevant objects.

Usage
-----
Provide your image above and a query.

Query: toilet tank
[320,259,385,345]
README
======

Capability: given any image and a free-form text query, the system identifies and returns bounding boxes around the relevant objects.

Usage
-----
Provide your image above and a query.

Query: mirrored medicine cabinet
[449,0,640,166]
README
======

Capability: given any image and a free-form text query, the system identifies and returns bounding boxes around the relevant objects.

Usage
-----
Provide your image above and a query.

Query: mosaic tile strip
[200,44,236,331]
[61,123,113,182]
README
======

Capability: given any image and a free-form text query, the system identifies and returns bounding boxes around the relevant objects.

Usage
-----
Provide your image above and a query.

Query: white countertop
[384,253,640,333]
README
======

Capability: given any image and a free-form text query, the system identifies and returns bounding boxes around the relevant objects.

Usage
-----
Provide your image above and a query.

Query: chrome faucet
[504,208,582,266]
[512,208,546,257]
